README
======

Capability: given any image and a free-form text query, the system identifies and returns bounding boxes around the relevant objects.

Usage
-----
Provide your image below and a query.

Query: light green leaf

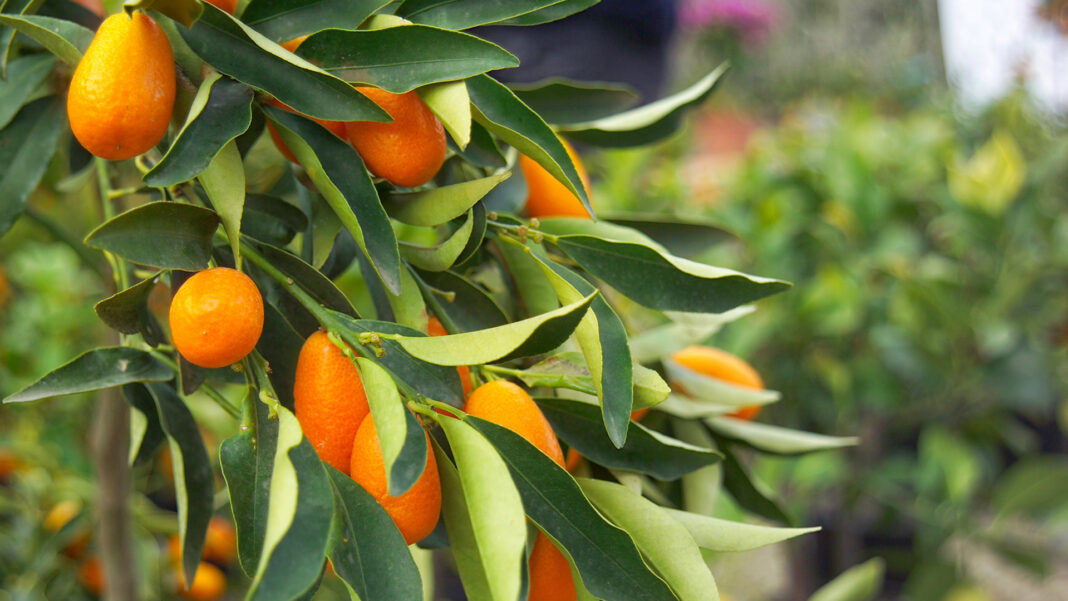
[630,307,755,364]
[664,356,780,409]
[419,79,471,148]
[662,508,819,552]
[386,263,428,332]
[387,173,509,226]
[674,420,721,516]
[0,15,92,65]
[808,558,885,601]
[435,444,494,601]
[355,358,428,496]
[401,210,475,272]
[706,417,859,455]
[199,141,245,267]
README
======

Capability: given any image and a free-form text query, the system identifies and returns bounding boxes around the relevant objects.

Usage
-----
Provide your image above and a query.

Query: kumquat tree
[0,1,866,600]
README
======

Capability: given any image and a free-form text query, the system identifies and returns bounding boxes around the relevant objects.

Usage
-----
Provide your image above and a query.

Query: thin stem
[200,385,241,420]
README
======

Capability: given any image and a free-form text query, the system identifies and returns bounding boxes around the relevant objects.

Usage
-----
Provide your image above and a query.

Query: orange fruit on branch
[169,267,264,369]
[345,86,447,187]
[521,139,592,219]
[349,415,441,544]
[427,316,472,397]
[176,561,226,601]
[67,12,175,160]
[669,345,764,420]
[463,380,564,466]
[528,532,577,601]
[264,98,347,163]
[294,331,371,473]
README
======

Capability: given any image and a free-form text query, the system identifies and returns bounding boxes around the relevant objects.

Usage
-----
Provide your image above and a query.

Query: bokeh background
[2,1,1066,600]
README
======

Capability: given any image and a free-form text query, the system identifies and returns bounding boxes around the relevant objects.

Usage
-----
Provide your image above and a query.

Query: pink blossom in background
[679,0,779,44]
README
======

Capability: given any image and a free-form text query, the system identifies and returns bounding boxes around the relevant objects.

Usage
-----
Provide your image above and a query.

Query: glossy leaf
[468,74,590,213]
[355,358,428,496]
[84,202,220,271]
[242,0,388,44]
[439,418,526,601]
[256,302,304,410]
[255,242,358,317]
[387,172,509,226]
[537,397,720,480]
[661,508,820,552]
[467,416,677,601]
[400,210,475,272]
[3,347,172,404]
[580,478,719,601]
[242,194,308,246]
[391,292,596,366]
[419,79,471,148]
[0,53,54,130]
[435,444,494,600]
[603,213,733,259]
[663,356,780,409]
[705,417,859,455]
[145,75,254,187]
[558,64,728,147]
[496,0,597,25]
[397,0,567,29]
[386,261,428,332]
[630,307,755,364]
[124,383,166,466]
[247,407,334,601]
[200,141,246,265]
[0,97,65,238]
[510,78,639,125]
[808,558,885,601]
[327,466,424,601]
[719,441,792,524]
[0,15,91,65]
[94,273,166,345]
[495,231,560,317]
[413,269,510,332]
[295,25,518,93]
[266,106,402,294]
[554,234,789,313]
[180,4,390,123]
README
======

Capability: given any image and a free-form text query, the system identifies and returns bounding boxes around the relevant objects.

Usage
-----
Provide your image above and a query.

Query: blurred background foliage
[2,0,1066,600]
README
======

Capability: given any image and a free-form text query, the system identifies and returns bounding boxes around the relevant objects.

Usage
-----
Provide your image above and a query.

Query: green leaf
[558,64,728,147]
[418,79,471,149]
[466,416,677,601]
[0,15,92,65]
[391,292,596,365]
[662,508,820,552]
[468,74,590,213]
[396,0,568,29]
[719,441,792,524]
[247,406,334,601]
[123,0,202,28]
[255,302,304,410]
[705,417,858,455]
[94,273,166,345]
[200,141,246,266]
[602,213,733,259]
[401,210,475,272]
[242,194,308,246]
[0,97,65,238]
[808,558,885,601]
[554,234,789,313]
[435,444,493,600]
[144,383,214,587]
[84,202,220,271]
[179,4,390,123]
[673,420,721,516]
[3,347,172,404]
[123,382,166,466]
[537,397,720,480]
[663,356,780,410]
[0,53,55,130]
[331,314,465,406]
[413,269,510,332]
[242,0,388,44]
[439,418,526,601]
[510,78,639,125]
[326,466,424,601]
[266,106,402,294]
[387,172,510,226]
[387,262,428,331]
[495,0,597,25]
[630,307,754,364]
[355,358,428,496]
[495,231,560,317]
[295,25,518,93]
[579,478,719,601]
[145,75,254,187]
[992,456,1068,519]
[255,241,359,318]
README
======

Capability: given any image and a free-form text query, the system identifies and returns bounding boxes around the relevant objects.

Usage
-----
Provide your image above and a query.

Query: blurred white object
[939,0,1067,113]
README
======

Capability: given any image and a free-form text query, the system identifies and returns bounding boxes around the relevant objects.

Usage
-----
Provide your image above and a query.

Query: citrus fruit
[45,500,91,558]
[670,345,764,420]
[265,98,347,163]
[78,557,105,595]
[176,561,226,601]
[0,448,19,481]
[521,138,592,219]
[349,415,441,544]
[463,380,564,466]
[204,0,237,14]
[345,87,447,187]
[427,316,472,397]
[169,267,264,369]
[203,517,237,566]
[280,35,308,52]
[294,331,370,473]
[67,12,175,160]
[528,532,576,601]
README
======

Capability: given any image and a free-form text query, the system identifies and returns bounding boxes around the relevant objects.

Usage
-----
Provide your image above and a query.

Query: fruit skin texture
[265,98,347,163]
[176,561,227,601]
[464,380,564,466]
[169,267,264,369]
[349,415,441,544]
[670,345,764,420]
[528,532,577,601]
[521,139,592,219]
[67,12,175,160]
[427,316,472,397]
[203,0,237,14]
[345,87,447,187]
[294,331,371,473]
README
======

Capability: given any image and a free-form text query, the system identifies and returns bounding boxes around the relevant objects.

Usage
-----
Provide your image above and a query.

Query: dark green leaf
[466,416,677,601]
[145,76,254,187]
[84,202,220,271]
[0,97,65,238]
[242,0,388,44]
[123,383,167,466]
[0,14,92,65]
[0,53,55,130]
[296,25,518,93]
[94,273,166,345]
[510,78,638,125]
[537,397,720,480]
[397,0,568,29]
[414,269,510,332]
[327,466,423,601]
[255,241,358,317]
[242,194,308,246]
[496,0,597,25]
[603,213,734,259]
[3,347,172,404]
[457,120,507,168]
[180,4,390,122]
[718,440,792,524]
[145,383,213,587]
[124,0,202,28]
[320,229,358,279]
[256,302,303,410]
[453,200,486,265]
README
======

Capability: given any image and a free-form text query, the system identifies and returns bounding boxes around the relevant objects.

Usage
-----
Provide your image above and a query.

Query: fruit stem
[95,158,131,293]
[247,351,282,419]
[487,219,559,244]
